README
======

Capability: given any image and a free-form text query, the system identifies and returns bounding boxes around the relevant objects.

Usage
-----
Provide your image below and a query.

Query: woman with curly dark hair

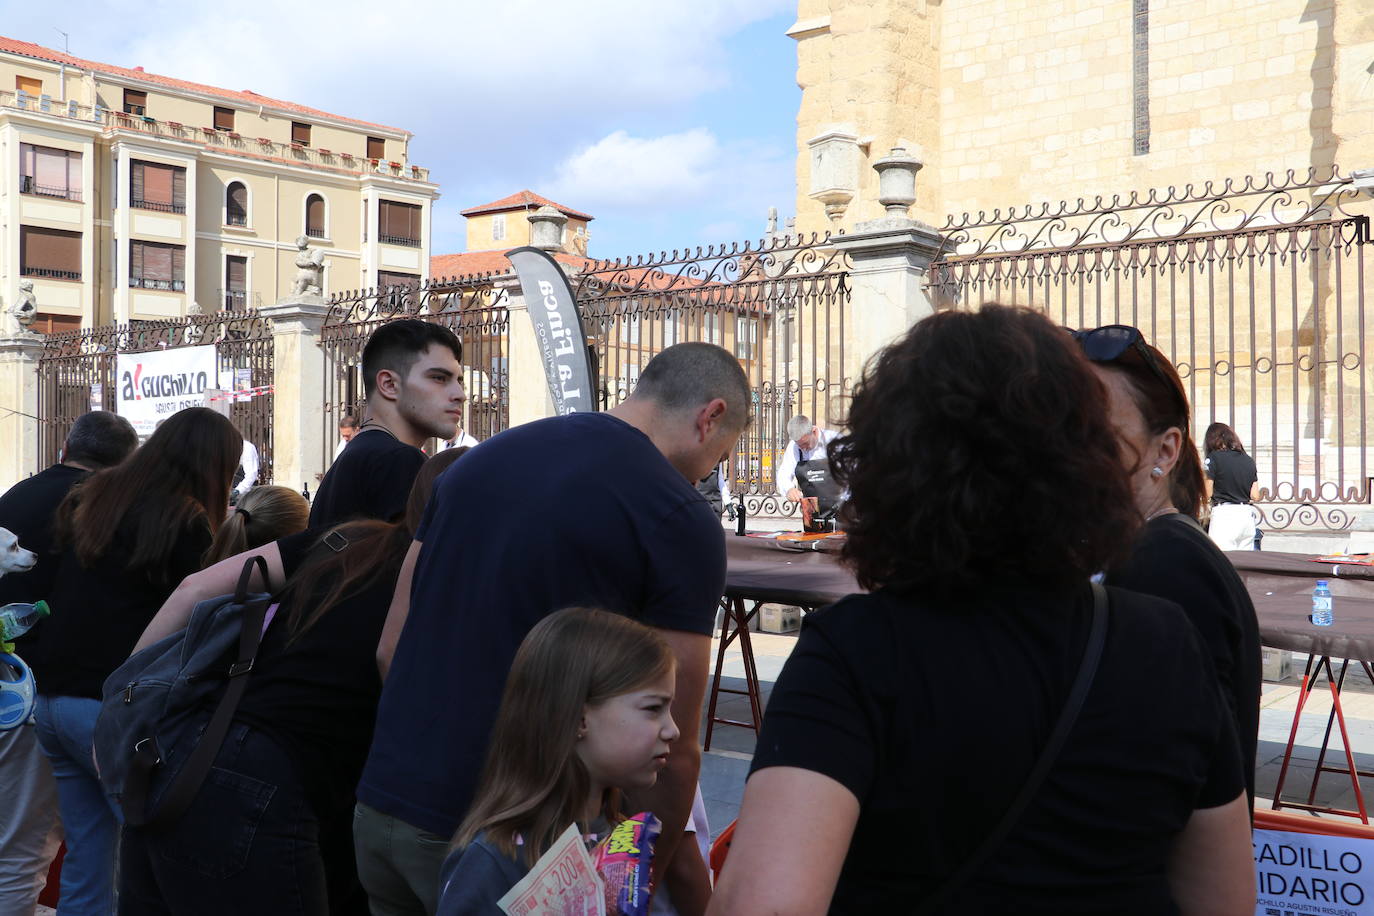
[1077,328,1261,810]
[709,306,1252,915]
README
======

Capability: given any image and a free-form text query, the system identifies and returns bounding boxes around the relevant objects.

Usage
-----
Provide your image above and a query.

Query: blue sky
[4,1,801,263]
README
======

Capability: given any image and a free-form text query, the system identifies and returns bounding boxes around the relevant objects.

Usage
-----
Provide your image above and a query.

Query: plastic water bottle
[0,601,50,642]
[1311,581,1333,627]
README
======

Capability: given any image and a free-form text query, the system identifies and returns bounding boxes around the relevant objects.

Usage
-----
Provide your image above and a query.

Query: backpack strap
[124,555,274,830]
[918,581,1110,912]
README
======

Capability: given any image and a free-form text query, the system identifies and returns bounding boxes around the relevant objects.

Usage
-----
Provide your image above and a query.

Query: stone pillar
[831,147,945,370]
[259,297,329,492]
[0,334,46,491]
[502,280,554,427]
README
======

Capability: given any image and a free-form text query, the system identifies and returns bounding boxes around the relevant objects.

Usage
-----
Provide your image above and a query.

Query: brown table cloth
[1226,551,1374,659]
[724,534,858,608]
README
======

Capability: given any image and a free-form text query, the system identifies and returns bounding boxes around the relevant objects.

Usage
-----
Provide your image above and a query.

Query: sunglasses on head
[1071,324,1188,413]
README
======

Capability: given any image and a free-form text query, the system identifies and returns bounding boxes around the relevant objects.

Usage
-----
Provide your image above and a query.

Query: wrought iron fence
[322,277,511,462]
[36,309,275,481]
[928,167,1374,530]
[575,234,853,516]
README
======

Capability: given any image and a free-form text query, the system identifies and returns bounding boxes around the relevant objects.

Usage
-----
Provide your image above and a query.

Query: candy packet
[591,812,661,916]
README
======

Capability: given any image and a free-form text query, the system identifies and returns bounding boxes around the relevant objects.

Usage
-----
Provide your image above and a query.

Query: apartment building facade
[0,35,438,332]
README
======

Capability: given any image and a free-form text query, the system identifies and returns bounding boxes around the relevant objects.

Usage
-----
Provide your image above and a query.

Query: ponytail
[203,510,250,567]
[202,485,310,567]
[1170,433,1205,519]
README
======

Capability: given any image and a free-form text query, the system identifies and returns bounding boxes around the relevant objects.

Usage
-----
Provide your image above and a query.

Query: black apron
[696,469,725,516]
[795,453,841,515]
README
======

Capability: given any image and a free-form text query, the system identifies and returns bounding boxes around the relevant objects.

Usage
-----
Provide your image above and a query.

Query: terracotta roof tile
[431,250,591,280]
[459,190,593,222]
[0,34,406,134]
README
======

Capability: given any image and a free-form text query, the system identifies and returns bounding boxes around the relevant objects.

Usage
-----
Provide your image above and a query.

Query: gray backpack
[94,557,274,829]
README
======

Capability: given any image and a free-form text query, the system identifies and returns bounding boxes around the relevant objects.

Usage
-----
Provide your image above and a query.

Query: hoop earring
[1150,466,1164,479]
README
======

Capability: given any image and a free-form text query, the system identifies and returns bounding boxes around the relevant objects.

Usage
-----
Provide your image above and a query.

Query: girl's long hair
[203,485,309,566]
[454,608,675,866]
[58,407,240,583]
[275,447,464,640]
[1204,422,1246,456]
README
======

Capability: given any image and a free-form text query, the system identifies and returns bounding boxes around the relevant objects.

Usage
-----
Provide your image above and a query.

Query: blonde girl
[203,484,309,565]
[438,607,679,914]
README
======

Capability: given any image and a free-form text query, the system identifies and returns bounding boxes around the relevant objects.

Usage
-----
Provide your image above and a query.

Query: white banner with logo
[1255,827,1374,915]
[115,345,218,436]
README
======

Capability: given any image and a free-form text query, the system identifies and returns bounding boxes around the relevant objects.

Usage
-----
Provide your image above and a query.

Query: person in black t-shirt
[1203,421,1260,551]
[310,319,465,528]
[0,409,135,916]
[122,448,466,916]
[1077,330,1262,810]
[712,308,1254,916]
[33,407,240,916]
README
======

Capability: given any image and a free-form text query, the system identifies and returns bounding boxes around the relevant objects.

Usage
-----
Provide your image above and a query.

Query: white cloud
[25,0,793,126]
[547,129,721,206]
[545,128,796,250]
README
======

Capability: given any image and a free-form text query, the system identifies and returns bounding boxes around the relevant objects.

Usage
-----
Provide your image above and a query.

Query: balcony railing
[21,266,81,281]
[305,226,327,238]
[226,212,248,227]
[131,198,186,214]
[0,87,433,183]
[131,277,186,291]
[20,175,83,202]
[219,289,261,309]
[379,234,421,247]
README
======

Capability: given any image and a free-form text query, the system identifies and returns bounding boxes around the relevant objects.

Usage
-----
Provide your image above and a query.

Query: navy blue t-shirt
[356,413,725,836]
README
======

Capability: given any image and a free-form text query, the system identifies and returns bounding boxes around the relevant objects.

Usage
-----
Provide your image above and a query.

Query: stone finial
[290,236,326,300]
[528,205,568,252]
[766,207,778,234]
[8,280,40,335]
[872,146,925,218]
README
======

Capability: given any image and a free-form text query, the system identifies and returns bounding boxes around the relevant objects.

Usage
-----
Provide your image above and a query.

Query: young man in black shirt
[310,319,465,528]
[0,410,136,916]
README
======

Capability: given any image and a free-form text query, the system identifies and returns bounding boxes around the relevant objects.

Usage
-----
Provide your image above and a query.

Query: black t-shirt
[309,429,424,528]
[37,515,211,699]
[1206,449,1258,505]
[230,529,399,816]
[1107,513,1261,805]
[357,413,726,836]
[751,585,1244,915]
[0,465,88,664]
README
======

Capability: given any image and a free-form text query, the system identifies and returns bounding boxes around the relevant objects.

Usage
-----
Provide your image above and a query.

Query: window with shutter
[16,76,41,97]
[123,89,147,116]
[20,144,82,201]
[366,136,385,160]
[226,182,248,226]
[492,214,506,241]
[225,255,248,308]
[131,160,187,213]
[20,226,82,280]
[292,122,311,146]
[213,107,234,131]
[130,241,186,290]
[378,200,421,246]
[305,194,326,237]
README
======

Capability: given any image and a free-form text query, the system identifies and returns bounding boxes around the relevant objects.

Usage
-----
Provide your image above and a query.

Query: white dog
[0,528,37,577]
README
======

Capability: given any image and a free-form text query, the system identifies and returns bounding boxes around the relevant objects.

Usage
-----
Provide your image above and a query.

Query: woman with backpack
[32,407,242,916]
[117,448,466,916]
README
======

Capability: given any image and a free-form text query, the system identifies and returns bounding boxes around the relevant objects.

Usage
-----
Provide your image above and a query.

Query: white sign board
[1255,827,1374,915]
[115,345,218,436]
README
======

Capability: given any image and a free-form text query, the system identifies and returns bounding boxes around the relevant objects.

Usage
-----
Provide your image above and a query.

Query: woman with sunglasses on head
[1075,325,1261,809]
[710,306,1253,916]
[1203,422,1261,551]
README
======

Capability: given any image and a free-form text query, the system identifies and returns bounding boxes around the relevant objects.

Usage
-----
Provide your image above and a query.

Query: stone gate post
[260,296,330,493]
[831,147,946,373]
[0,334,45,491]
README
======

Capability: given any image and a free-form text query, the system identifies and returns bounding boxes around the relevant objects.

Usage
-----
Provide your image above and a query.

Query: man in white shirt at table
[777,415,841,515]
[439,382,479,451]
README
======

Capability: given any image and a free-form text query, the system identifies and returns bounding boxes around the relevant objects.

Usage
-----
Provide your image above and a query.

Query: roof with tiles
[431,250,592,279]
[459,190,594,222]
[0,34,406,134]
